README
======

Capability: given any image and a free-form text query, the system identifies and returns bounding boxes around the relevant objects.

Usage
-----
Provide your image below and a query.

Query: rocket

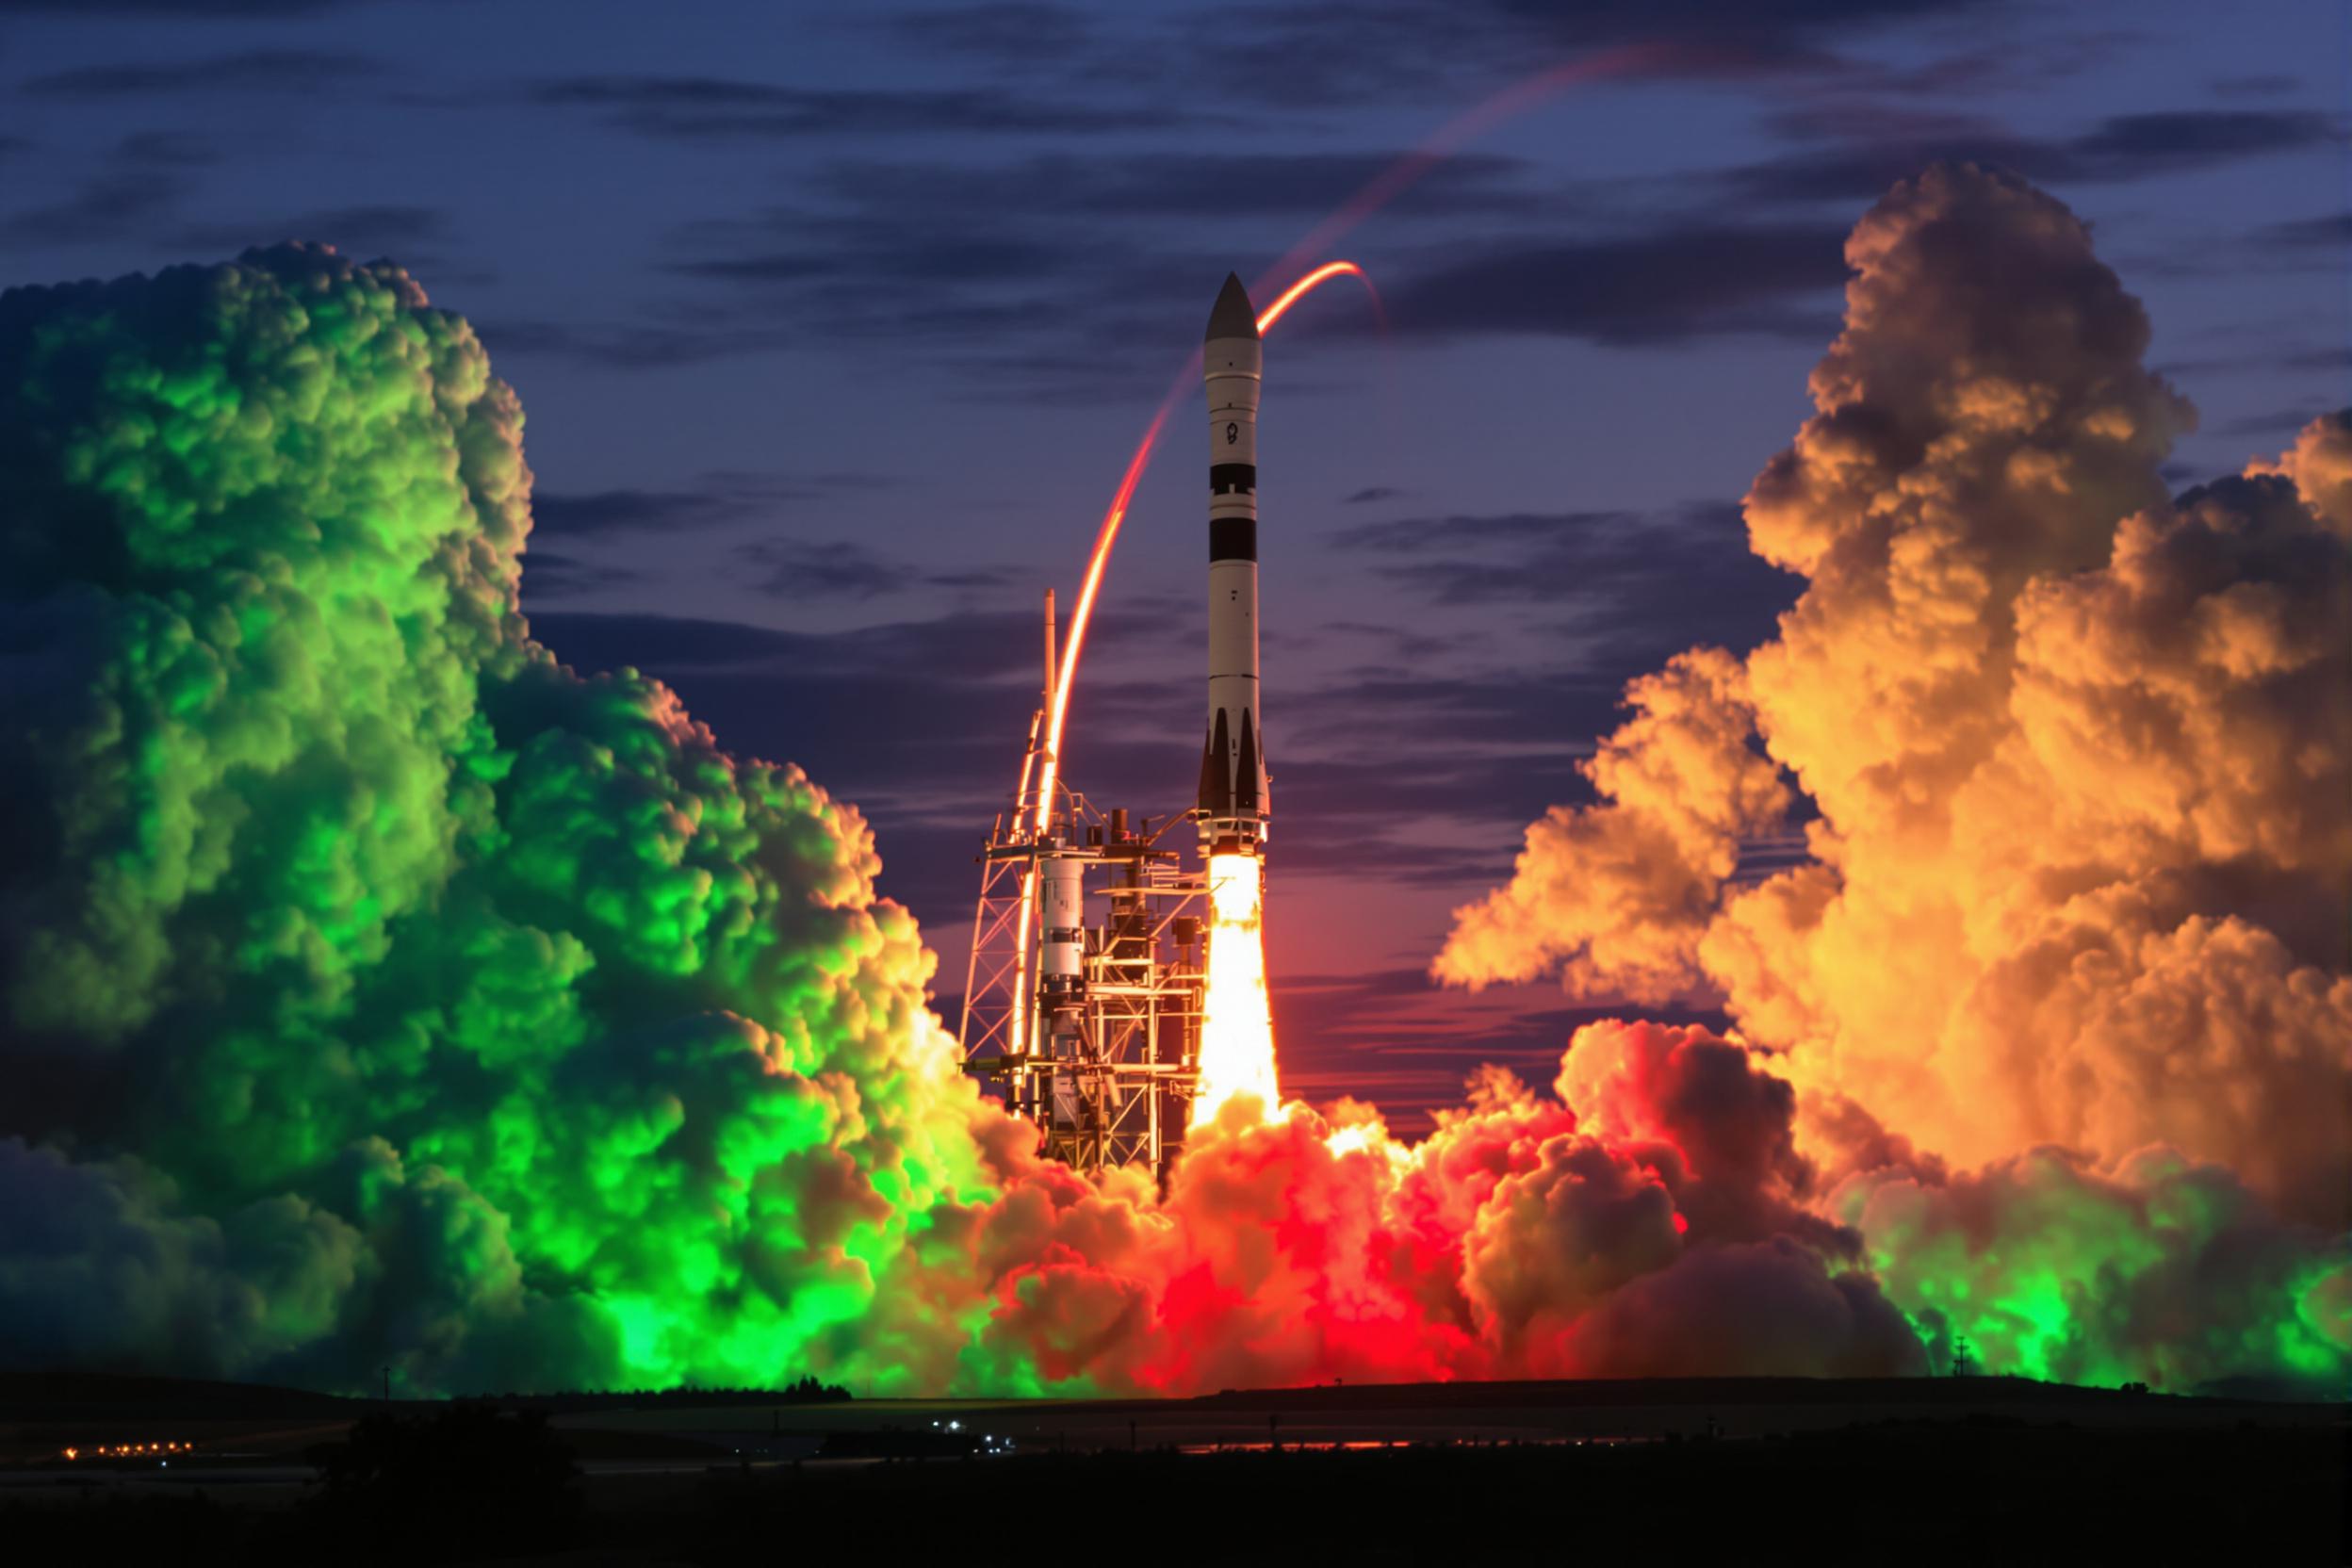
[1198,272,1268,853]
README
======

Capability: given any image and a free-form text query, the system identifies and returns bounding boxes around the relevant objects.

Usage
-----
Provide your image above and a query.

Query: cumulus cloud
[1435,646,1787,1001]
[0,245,986,1391]
[1438,164,2350,1381]
[938,1021,1925,1392]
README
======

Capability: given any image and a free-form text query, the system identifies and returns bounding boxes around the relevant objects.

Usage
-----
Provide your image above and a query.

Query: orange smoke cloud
[1436,164,2352,1234]
[1433,646,1785,1001]
[929,1020,1925,1392]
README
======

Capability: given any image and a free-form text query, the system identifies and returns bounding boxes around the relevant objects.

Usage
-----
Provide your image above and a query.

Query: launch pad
[957,780,1206,1181]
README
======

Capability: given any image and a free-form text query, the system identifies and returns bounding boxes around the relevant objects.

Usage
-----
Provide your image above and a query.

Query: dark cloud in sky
[2285,346,2351,372]
[738,539,937,600]
[172,204,447,258]
[1489,0,1994,35]
[883,0,1985,113]
[533,488,760,539]
[1318,619,1458,662]
[881,1,1529,106]
[0,129,235,245]
[477,315,797,370]
[667,230,1070,287]
[1724,109,2339,204]
[806,151,1542,220]
[0,0,349,11]
[529,473,890,544]
[1343,486,1406,505]
[530,76,1193,141]
[1333,504,1797,647]
[1382,223,1847,342]
[22,49,383,98]
[867,3,1103,62]
[111,131,220,168]
[0,130,453,274]
[2209,74,2302,99]
[2262,212,2351,249]
[1285,670,1613,773]
[0,171,188,246]
[2065,110,2337,172]
[2211,405,2333,441]
[515,550,637,599]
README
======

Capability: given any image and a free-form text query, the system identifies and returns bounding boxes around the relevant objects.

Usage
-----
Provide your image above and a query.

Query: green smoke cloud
[0,246,993,1393]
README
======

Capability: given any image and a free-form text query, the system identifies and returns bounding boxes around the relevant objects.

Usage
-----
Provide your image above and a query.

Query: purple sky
[5,0,2343,1127]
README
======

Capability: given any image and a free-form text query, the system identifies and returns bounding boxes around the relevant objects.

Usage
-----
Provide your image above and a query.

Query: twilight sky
[5,0,2343,1125]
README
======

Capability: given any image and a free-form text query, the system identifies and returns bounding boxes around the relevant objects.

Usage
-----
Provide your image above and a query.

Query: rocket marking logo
[1226,422,1238,445]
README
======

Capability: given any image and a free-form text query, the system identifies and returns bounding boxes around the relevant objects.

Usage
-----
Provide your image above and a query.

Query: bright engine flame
[1191,852,1280,1127]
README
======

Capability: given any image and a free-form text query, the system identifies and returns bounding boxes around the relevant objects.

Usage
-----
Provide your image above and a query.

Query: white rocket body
[1199,273,1267,854]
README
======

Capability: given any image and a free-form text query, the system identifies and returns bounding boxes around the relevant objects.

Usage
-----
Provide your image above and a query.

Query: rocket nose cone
[1205,271,1259,342]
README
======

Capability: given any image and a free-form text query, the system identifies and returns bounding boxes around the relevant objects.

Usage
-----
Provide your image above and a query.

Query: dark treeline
[462,1376,852,1412]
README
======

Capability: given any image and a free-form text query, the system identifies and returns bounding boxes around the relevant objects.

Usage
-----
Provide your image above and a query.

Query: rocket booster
[1199,272,1267,852]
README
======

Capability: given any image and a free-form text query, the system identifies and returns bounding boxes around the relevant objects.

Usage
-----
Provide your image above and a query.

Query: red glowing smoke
[929,1021,1926,1392]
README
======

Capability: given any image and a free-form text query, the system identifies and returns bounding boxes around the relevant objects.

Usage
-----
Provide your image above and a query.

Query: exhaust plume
[1439,164,2349,1378]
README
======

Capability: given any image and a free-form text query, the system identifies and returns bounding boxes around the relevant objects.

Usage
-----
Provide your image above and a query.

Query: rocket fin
[1234,709,1259,810]
[1199,709,1233,815]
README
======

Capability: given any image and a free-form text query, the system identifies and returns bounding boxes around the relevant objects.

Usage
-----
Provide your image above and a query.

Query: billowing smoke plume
[935,1020,1923,1392]
[1439,165,2350,1385]
[0,248,990,1392]
[3,170,2343,1397]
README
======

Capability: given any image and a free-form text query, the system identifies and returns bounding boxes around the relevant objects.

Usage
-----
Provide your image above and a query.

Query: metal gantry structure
[957,595,1206,1183]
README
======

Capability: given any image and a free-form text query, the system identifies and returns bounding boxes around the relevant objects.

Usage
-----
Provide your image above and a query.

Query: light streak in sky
[1033,50,1663,829]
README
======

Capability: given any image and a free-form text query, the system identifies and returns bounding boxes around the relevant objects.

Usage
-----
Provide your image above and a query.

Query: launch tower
[962,271,1281,1178]
[958,594,1206,1181]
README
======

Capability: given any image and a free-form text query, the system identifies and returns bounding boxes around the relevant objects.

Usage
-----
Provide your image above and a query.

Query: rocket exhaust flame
[1191,852,1280,1127]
